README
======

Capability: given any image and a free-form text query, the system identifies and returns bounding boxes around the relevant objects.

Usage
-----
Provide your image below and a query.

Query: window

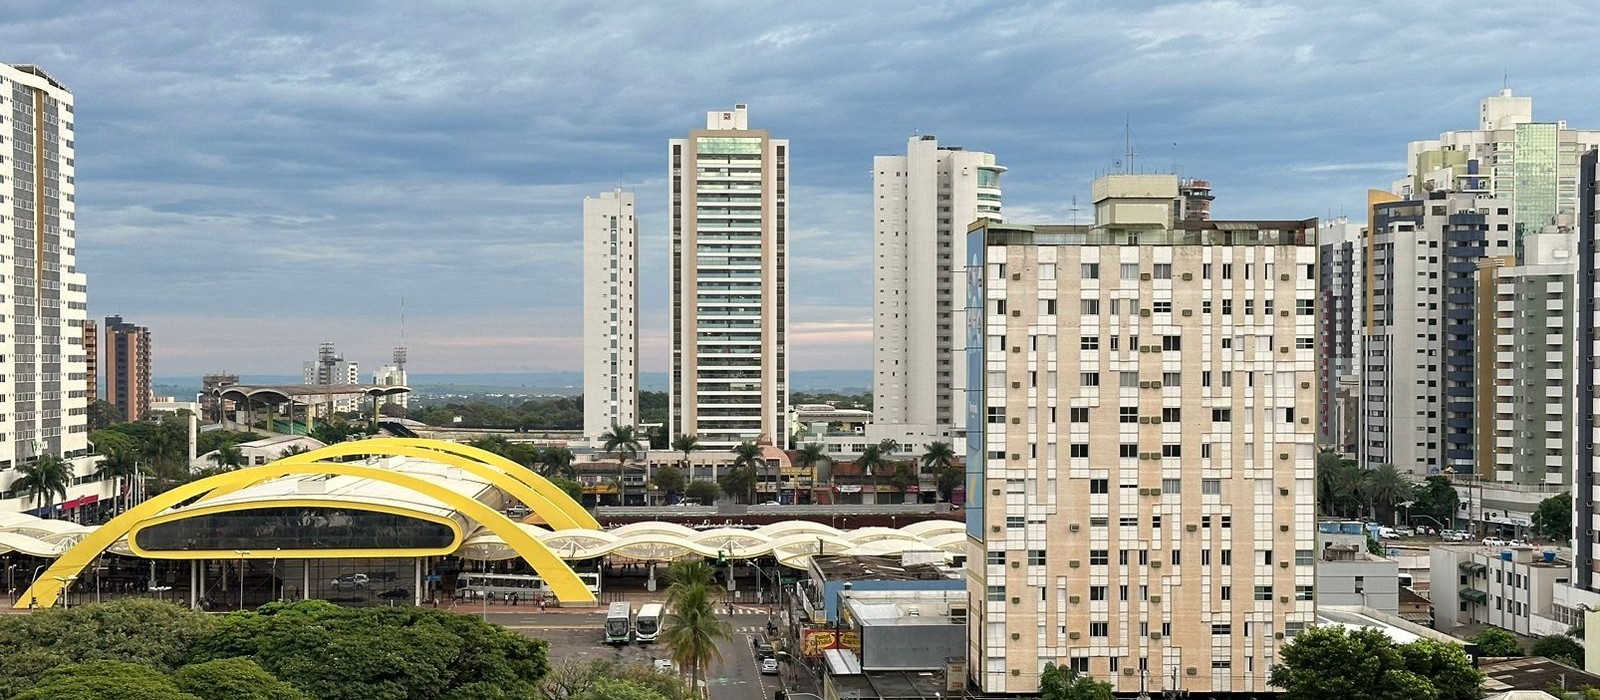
[1202,549,1211,565]
[1081,299,1100,315]
[1040,299,1057,316]
[1212,624,1231,635]
[1151,515,1162,529]
[1153,300,1172,314]
[1355,576,1365,594]
[1120,549,1130,565]
[1221,299,1233,315]
[1120,372,1139,388]
[1071,657,1090,673]
[1296,549,1314,566]
[1296,337,1314,349]
[1138,550,1149,565]
[1221,515,1232,528]
[1201,443,1211,458]
[1296,585,1313,601]
[1202,371,1212,387]
[1202,515,1212,528]
[1119,585,1129,601]
[1162,335,1181,351]
[986,550,1006,565]
[987,585,1005,602]
[1120,407,1139,423]
[1202,300,1212,314]
[1202,479,1220,495]
[1264,299,1274,316]
[1222,263,1233,279]
[1171,550,1181,565]
[1120,444,1138,458]
[1090,516,1108,527]
[1212,660,1231,669]
[1221,586,1231,600]
[988,406,1005,424]
[1162,371,1181,386]
[1122,263,1139,280]
[1081,372,1100,387]
[1162,444,1181,458]
[1161,478,1181,493]
[1090,586,1107,601]
[1090,621,1109,637]
[1070,407,1089,422]
[1070,443,1089,458]
[1090,550,1108,565]
[1254,585,1274,601]
[1081,336,1099,350]
[1029,550,1046,566]
[1221,550,1232,565]
[1212,409,1231,421]
[1244,299,1255,316]
[1154,263,1172,279]
[1203,263,1212,279]
[1298,299,1314,315]
[1162,407,1181,422]
[1081,263,1099,279]
[1007,516,1025,529]
[1090,478,1109,494]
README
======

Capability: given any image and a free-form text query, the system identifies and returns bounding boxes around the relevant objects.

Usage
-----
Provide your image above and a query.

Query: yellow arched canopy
[15,459,596,609]
[377,438,599,531]
[197,441,592,531]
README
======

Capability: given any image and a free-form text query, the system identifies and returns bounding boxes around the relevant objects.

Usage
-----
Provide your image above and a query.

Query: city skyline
[2,2,1598,376]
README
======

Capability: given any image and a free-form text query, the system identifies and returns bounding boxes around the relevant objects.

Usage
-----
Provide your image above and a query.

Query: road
[488,610,780,699]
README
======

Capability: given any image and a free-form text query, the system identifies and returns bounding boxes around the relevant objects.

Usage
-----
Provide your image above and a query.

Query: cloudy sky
[4,1,1598,378]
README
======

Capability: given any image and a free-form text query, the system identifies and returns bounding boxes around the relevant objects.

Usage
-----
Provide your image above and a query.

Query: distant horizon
[150,368,873,396]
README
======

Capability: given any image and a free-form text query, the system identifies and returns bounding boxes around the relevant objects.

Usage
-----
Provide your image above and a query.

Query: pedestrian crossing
[723,605,769,615]
[735,625,766,634]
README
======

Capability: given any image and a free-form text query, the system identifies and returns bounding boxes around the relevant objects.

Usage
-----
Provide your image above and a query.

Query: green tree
[10,660,200,700]
[726,441,764,504]
[1533,491,1573,542]
[685,480,720,506]
[792,443,829,504]
[206,443,246,471]
[1317,449,1365,518]
[653,465,686,500]
[1361,463,1415,524]
[96,448,143,514]
[1038,662,1114,700]
[1397,638,1484,700]
[664,560,718,600]
[278,444,313,459]
[174,657,307,700]
[14,454,72,516]
[886,461,917,496]
[1413,476,1461,530]
[539,447,577,480]
[1530,634,1585,668]
[549,476,584,502]
[0,600,220,697]
[573,678,669,700]
[920,441,956,475]
[659,577,729,696]
[935,464,964,502]
[533,660,694,700]
[600,424,643,504]
[1470,627,1523,657]
[90,399,126,430]
[1269,625,1448,700]
[856,444,885,503]
[89,428,139,457]
[188,601,550,700]
[671,434,699,474]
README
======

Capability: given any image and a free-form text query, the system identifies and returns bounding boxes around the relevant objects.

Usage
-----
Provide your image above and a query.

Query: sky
[4,1,1599,378]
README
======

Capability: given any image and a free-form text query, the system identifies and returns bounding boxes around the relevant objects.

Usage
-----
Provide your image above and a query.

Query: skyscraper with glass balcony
[669,105,789,450]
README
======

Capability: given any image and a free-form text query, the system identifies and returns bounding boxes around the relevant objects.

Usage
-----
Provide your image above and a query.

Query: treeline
[403,392,670,430]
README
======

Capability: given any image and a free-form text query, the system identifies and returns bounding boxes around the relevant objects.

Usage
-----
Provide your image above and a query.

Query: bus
[635,603,665,643]
[604,602,633,645]
[456,572,603,599]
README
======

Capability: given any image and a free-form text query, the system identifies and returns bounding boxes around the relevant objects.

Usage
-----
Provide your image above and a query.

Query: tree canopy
[1533,491,1573,542]
[1530,634,1585,668]
[1269,625,1481,700]
[1038,662,1114,700]
[1470,628,1524,657]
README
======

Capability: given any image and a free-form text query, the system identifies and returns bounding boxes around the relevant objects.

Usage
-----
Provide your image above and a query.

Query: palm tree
[730,441,764,504]
[921,441,956,474]
[661,570,730,695]
[857,444,885,505]
[1361,463,1415,524]
[672,433,700,485]
[278,444,313,460]
[95,449,142,514]
[793,443,829,505]
[14,454,72,517]
[207,443,246,471]
[600,424,643,506]
[665,559,719,601]
[538,446,577,480]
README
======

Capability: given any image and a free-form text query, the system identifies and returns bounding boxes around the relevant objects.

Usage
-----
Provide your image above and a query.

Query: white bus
[604,602,632,645]
[456,572,602,599]
[635,603,665,643]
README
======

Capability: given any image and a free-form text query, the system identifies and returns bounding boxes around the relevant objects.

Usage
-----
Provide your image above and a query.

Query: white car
[1483,537,1509,547]
[760,500,781,506]
[1440,530,1470,541]
[1378,528,1400,540]
[1508,539,1532,548]
[760,657,780,675]
[1392,527,1415,537]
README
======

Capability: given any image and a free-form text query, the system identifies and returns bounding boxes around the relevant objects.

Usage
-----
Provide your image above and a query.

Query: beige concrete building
[583,189,638,444]
[964,175,1317,695]
[669,105,789,450]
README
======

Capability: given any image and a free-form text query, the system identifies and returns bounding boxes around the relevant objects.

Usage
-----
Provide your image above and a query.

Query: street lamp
[234,550,251,610]
[51,575,79,610]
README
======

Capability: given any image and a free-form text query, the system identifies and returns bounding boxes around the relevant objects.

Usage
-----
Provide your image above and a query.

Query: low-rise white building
[1316,520,1400,615]
[1430,544,1571,636]
[192,435,326,471]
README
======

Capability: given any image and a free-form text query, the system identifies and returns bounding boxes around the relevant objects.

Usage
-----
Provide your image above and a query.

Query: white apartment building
[964,174,1318,696]
[373,364,409,408]
[870,135,1003,453]
[0,64,101,513]
[583,189,638,443]
[302,342,361,413]
[1396,89,1600,259]
[669,105,789,450]
[1430,544,1570,637]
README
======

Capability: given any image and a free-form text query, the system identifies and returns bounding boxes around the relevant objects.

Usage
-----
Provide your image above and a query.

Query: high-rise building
[303,342,360,413]
[84,319,99,423]
[374,347,410,409]
[1397,89,1600,258]
[668,104,788,450]
[104,315,153,422]
[1360,192,1514,476]
[0,63,98,512]
[964,174,1317,695]
[1573,148,1599,594]
[584,189,639,443]
[1316,217,1363,453]
[870,135,1003,452]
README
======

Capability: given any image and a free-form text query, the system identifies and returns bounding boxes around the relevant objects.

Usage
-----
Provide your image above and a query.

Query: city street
[488,609,785,700]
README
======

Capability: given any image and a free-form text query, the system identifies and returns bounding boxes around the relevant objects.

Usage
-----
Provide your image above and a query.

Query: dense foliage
[534,660,696,700]
[0,600,549,700]
[1269,625,1481,700]
[1037,662,1114,700]
[1533,491,1574,542]
[1470,627,1524,657]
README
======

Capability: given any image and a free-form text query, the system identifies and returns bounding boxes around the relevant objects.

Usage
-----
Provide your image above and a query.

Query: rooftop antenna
[1124,116,1135,174]
[394,295,408,371]
[1069,195,1081,225]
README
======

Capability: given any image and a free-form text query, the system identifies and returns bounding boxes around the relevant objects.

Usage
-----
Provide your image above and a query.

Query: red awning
[62,495,100,509]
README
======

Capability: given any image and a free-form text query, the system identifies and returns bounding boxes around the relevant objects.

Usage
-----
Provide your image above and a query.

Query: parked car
[1392,527,1415,537]
[760,657,780,675]
[1483,537,1509,547]
[1378,527,1401,540]
[1440,530,1471,541]
[760,501,781,506]
[330,573,370,590]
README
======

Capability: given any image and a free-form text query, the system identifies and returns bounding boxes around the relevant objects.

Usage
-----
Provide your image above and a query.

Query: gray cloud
[4,0,1598,376]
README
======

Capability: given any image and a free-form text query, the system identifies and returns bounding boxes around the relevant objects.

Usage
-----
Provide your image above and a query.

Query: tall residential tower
[105,315,153,422]
[583,189,639,443]
[870,135,1003,451]
[965,174,1317,695]
[669,105,789,450]
[0,63,97,511]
